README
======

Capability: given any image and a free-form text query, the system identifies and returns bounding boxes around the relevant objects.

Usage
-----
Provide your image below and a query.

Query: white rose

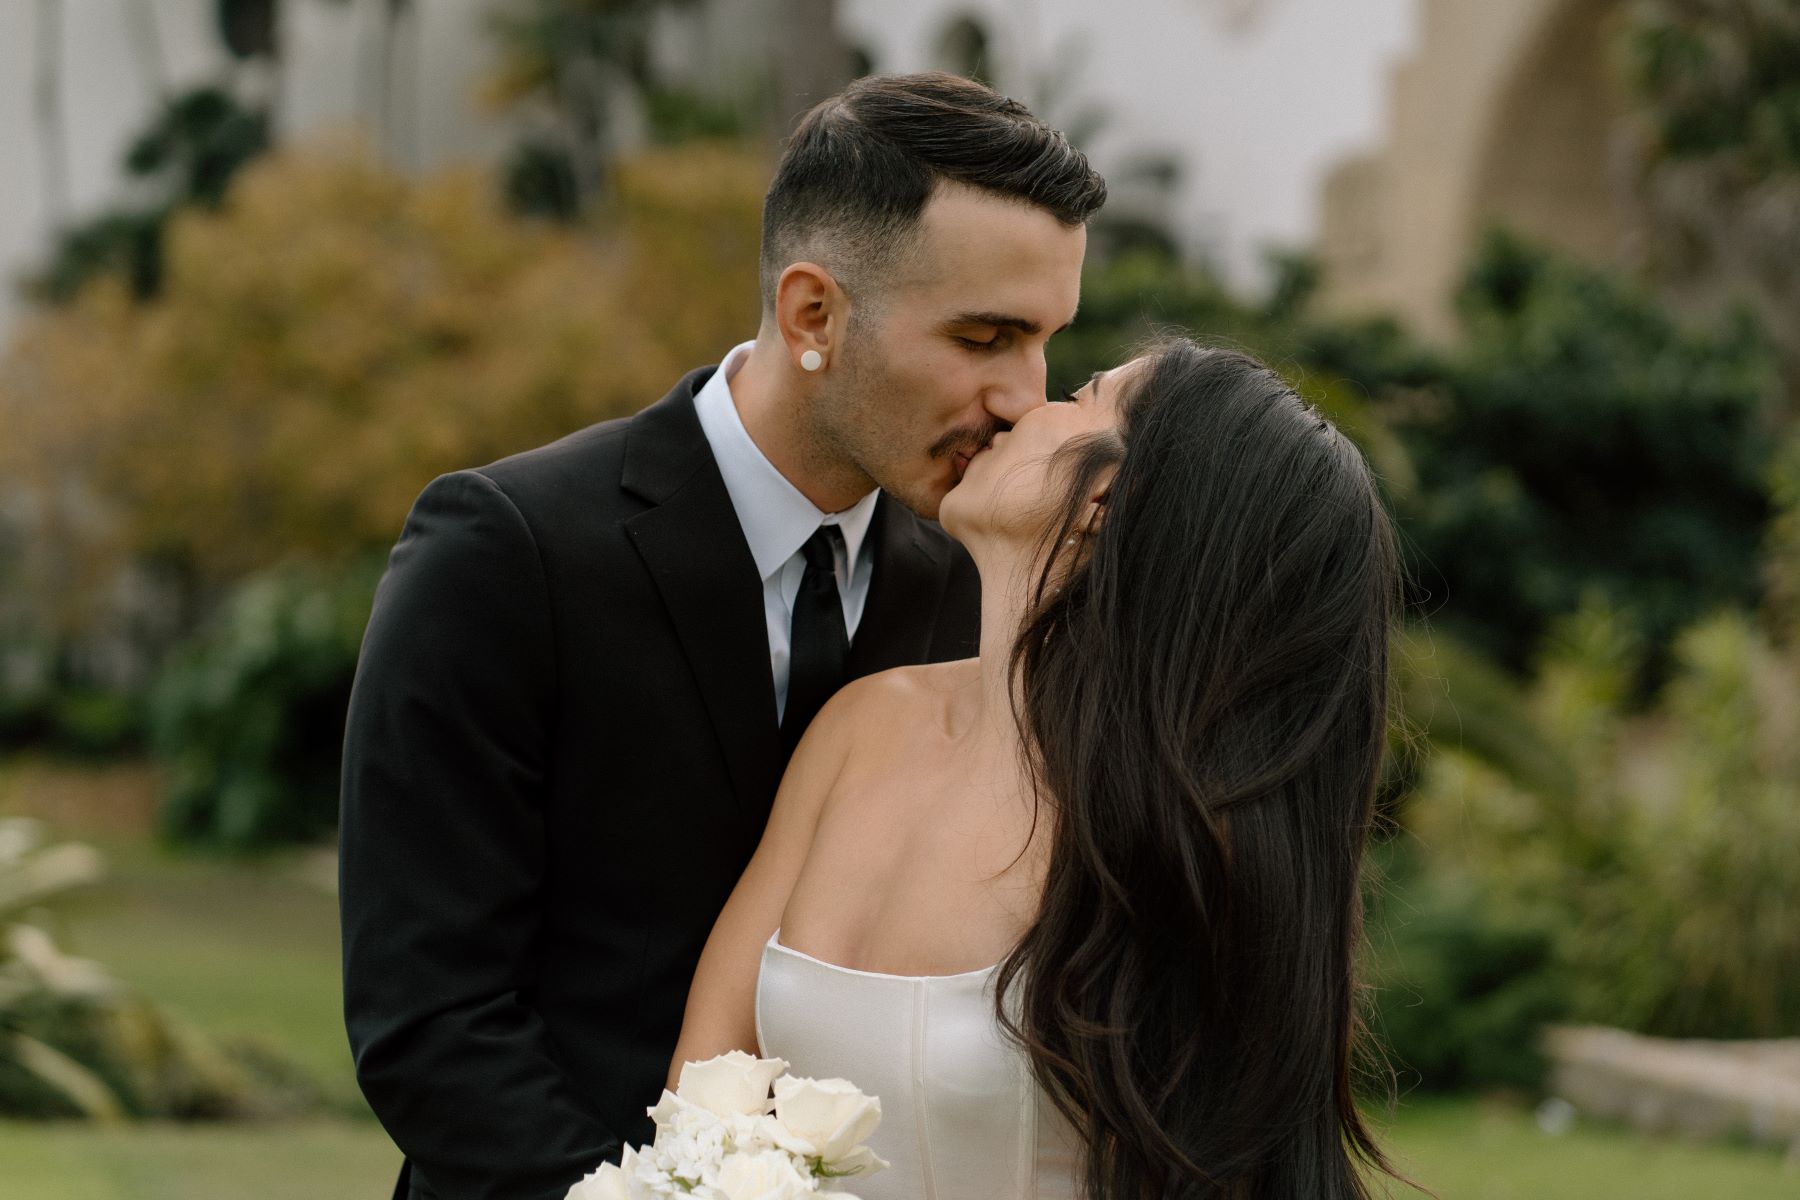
[814,1146,886,1179]
[721,1110,789,1156]
[771,1076,885,1170]
[677,1050,790,1118]
[564,1158,639,1200]
[712,1149,814,1200]
[646,1088,692,1131]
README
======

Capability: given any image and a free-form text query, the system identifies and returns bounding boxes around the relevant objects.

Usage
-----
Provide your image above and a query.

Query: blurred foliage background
[0,0,1797,1193]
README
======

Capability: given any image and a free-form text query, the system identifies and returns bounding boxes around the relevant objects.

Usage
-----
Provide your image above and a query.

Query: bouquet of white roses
[565,1050,888,1200]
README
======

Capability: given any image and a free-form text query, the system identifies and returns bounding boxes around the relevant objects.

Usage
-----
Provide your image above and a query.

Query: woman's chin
[937,491,969,542]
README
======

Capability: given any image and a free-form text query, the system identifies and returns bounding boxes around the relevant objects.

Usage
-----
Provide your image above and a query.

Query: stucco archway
[1319,0,1630,339]
[1470,0,1628,268]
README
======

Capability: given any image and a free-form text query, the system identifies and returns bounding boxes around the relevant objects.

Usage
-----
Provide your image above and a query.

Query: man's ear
[775,262,848,373]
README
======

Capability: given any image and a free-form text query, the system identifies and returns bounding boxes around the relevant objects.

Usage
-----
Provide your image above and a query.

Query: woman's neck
[954,542,1039,753]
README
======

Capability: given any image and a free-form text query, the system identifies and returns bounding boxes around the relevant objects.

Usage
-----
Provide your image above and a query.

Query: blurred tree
[216,0,278,58]
[1,136,765,632]
[482,0,854,216]
[29,86,271,303]
[1617,0,1800,407]
[1046,248,1419,505]
[25,1,392,304]
[4,135,765,835]
[1397,229,1777,679]
[1043,225,1780,694]
[1408,597,1800,1039]
[485,0,712,218]
[1762,429,1800,641]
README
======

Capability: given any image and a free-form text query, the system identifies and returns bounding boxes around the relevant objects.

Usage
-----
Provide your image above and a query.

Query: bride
[670,340,1410,1199]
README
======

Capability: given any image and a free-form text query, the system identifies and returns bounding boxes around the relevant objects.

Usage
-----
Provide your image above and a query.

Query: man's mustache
[929,424,1000,459]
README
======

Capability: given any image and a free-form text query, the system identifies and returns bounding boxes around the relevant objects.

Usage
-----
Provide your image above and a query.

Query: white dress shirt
[693,340,879,722]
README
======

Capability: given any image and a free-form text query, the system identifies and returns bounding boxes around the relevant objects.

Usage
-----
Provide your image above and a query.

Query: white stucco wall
[0,0,213,340]
[0,0,509,344]
[840,0,1418,288]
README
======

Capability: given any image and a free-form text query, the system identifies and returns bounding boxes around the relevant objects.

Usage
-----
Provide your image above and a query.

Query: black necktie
[782,525,849,758]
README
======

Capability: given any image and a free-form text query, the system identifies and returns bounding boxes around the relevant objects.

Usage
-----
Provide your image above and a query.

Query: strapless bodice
[754,931,1079,1199]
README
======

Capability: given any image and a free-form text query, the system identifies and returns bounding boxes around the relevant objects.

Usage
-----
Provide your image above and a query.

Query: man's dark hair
[759,72,1107,311]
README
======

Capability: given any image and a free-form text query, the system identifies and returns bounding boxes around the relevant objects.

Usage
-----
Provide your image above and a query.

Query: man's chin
[883,477,948,523]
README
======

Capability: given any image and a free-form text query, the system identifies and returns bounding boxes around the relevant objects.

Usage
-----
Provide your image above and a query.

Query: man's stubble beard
[809,335,946,521]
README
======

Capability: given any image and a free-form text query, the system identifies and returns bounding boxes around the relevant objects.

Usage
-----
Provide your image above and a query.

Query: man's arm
[341,469,617,1200]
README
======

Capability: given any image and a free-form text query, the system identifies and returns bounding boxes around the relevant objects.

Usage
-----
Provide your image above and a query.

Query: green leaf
[6,1030,129,1123]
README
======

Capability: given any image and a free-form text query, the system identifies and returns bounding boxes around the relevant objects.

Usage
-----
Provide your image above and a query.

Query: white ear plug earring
[800,349,823,372]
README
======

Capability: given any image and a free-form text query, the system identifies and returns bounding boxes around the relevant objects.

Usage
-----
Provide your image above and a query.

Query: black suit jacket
[339,367,981,1200]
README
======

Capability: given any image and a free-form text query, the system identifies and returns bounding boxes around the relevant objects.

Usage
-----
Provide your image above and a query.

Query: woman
[671,341,1409,1199]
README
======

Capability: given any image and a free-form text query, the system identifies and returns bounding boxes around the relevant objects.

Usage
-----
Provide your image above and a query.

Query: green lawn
[0,1118,399,1200]
[6,1097,1792,1200]
[3,761,1795,1198]
[1370,1097,1797,1199]
[52,838,364,1111]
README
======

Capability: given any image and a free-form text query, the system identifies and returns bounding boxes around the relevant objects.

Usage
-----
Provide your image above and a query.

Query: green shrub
[47,689,143,758]
[1407,599,1800,1038]
[0,979,253,1120]
[1045,248,1421,503]
[0,817,298,1119]
[1387,624,1577,825]
[1363,862,1569,1094]
[1049,236,1779,688]
[0,644,142,758]
[1398,231,1778,678]
[149,562,380,850]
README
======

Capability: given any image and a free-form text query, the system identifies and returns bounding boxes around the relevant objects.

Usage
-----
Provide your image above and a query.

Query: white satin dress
[755,930,1081,1199]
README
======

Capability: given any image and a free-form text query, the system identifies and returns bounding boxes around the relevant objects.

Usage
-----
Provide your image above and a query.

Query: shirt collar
[693,340,880,582]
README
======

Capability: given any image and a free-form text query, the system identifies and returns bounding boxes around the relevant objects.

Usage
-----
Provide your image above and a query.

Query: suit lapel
[621,373,782,817]
[847,494,955,678]
[618,374,961,814]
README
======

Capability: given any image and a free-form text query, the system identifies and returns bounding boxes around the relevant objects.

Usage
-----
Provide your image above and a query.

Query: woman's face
[939,358,1139,545]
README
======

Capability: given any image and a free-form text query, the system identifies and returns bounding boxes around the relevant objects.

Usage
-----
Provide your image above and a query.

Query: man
[340,71,1104,1200]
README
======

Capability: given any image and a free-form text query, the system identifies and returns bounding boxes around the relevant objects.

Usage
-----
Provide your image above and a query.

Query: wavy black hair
[996,341,1414,1199]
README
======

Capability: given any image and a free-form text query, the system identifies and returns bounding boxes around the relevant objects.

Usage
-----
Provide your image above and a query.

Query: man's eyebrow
[943,311,1046,336]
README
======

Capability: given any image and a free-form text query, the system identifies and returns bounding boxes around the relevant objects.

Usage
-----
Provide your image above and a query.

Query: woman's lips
[954,443,993,478]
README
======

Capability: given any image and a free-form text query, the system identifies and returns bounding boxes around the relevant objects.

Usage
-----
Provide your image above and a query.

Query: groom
[340,71,1104,1200]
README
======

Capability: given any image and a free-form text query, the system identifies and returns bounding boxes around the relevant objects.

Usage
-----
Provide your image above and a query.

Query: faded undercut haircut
[759,72,1107,313]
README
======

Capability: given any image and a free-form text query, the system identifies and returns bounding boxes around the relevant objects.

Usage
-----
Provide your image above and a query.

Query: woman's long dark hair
[995,341,1410,1199]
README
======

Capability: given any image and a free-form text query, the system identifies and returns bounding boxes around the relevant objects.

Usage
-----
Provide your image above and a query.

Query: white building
[0,0,1420,345]
[0,0,513,341]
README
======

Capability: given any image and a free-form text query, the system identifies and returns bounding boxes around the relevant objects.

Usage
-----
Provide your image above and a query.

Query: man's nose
[984,354,1049,426]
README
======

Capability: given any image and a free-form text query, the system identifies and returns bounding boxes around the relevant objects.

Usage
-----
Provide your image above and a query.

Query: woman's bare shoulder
[789,659,976,781]
[819,660,977,729]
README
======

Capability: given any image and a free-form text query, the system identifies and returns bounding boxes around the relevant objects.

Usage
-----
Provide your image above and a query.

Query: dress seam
[753,951,768,1057]
[912,979,937,1200]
